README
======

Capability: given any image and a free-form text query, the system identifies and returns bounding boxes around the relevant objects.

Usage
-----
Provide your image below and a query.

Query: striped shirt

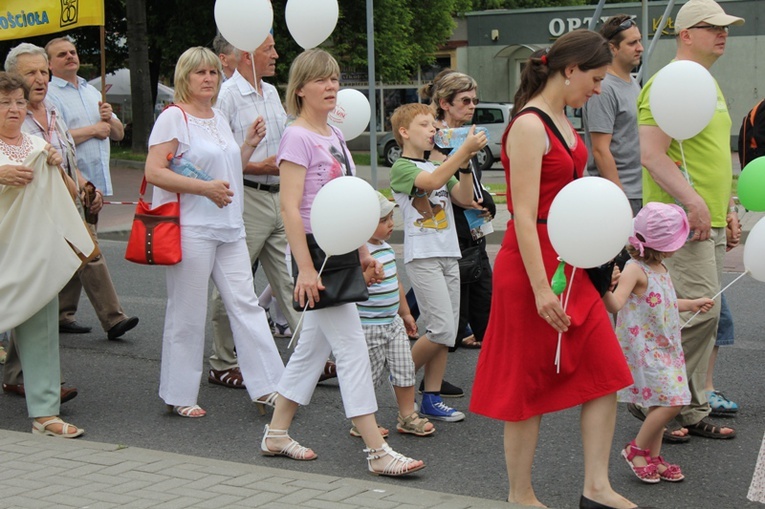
[357,241,400,325]
[217,71,287,186]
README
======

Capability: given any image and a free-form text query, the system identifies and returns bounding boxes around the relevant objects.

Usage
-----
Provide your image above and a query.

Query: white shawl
[0,136,95,331]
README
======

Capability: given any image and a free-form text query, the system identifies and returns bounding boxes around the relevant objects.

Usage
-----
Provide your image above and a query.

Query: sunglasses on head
[608,18,637,40]
[455,97,480,106]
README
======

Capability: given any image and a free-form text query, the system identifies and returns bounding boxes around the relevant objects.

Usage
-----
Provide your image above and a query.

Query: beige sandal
[168,404,206,418]
[365,443,425,477]
[349,424,389,438]
[260,424,317,461]
[255,392,278,415]
[32,417,84,438]
[397,412,435,436]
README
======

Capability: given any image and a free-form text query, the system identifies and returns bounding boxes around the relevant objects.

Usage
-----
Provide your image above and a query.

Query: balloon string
[251,52,258,91]
[680,270,749,330]
[288,255,330,349]
[555,266,576,374]
[678,140,691,185]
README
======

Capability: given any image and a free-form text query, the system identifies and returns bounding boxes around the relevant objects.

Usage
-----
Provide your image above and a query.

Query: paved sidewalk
[0,429,511,509]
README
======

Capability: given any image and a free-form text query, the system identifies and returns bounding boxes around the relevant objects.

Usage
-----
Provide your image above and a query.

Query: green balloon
[738,156,765,212]
[551,260,567,296]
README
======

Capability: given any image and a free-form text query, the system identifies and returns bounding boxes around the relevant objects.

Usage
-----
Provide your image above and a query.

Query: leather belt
[243,180,280,193]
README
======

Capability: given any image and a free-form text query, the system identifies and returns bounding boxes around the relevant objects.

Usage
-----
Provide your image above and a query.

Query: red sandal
[621,440,660,483]
[651,455,685,482]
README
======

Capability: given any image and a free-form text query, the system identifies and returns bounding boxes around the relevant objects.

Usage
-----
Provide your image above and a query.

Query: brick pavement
[0,429,511,509]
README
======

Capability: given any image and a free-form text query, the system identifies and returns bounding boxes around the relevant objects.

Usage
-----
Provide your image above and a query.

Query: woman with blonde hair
[145,47,283,418]
[261,48,424,477]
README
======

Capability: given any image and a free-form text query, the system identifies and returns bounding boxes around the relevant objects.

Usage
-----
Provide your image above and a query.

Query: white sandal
[364,443,425,477]
[32,417,84,438]
[260,424,317,461]
[255,392,278,415]
[168,404,206,418]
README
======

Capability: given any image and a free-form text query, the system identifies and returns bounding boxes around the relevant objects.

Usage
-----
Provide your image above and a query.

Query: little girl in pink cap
[603,202,715,484]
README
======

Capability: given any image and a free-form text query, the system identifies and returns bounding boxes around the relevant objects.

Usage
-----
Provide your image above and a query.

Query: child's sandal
[651,455,685,482]
[621,440,660,483]
[396,412,435,437]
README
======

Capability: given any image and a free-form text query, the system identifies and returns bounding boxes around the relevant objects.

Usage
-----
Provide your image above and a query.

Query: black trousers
[452,238,493,350]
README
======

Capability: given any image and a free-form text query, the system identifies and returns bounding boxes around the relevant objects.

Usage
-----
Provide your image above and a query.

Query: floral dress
[615,260,691,407]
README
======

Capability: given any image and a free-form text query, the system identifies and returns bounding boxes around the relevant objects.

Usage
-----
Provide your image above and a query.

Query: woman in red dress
[470,30,638,509]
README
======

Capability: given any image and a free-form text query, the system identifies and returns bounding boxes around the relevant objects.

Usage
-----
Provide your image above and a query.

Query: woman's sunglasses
[455,97,480,106]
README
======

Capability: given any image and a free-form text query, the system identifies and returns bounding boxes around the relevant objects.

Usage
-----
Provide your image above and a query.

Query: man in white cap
[635,0,743,441]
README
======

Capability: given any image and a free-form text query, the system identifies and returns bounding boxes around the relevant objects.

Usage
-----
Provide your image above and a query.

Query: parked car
[377,102,513,172]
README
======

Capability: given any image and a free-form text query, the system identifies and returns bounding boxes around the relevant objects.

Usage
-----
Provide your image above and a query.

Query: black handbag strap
[329,125,353,176]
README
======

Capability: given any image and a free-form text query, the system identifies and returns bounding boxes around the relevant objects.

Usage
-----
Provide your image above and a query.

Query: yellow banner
[0,0,104,41]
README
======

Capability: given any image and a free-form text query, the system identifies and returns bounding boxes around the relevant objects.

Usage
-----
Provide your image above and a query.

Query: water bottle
[434,126,490,155]
[167,153,213,181]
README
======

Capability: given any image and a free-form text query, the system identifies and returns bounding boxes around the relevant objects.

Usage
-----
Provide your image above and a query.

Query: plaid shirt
[217,71,287,186]
[47,75,116,195]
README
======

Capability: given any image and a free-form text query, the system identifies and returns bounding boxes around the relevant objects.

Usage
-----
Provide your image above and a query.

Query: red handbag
[125,177,182,265]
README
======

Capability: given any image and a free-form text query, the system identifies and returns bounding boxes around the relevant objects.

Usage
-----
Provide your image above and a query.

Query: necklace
[0,134,32,162]
[301,117,330,136]
[539,94,574,147]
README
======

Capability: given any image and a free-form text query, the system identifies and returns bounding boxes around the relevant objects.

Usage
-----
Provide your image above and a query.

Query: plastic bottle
[167,153,213,181]
[434,126,490,155]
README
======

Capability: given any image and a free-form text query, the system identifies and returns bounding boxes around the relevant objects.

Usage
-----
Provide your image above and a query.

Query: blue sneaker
[706,390,738,416]
[420,393,465,422]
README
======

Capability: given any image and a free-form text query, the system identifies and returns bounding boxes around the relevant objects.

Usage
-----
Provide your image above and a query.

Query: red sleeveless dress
[469,109,632,422]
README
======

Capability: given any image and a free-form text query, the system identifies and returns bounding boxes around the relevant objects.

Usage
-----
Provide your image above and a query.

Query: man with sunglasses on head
[583,15,643,217]
[634,0,743,442]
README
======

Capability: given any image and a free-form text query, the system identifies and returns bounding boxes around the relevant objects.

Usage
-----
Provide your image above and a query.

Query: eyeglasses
[607,18,637,40]
[0,99,28,110]
[688,24,729,34]
[456,97,479,106]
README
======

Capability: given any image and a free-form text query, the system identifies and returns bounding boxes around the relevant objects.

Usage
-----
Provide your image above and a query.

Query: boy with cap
[350,192,435,438]
[603,202,715,484]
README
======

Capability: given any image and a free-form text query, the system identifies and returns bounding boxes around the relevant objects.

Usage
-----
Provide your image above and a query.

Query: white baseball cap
[675,0,744,34]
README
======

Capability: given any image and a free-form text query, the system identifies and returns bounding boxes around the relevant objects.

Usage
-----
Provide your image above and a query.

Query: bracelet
[458,168,472,174]
[728,205,738,214]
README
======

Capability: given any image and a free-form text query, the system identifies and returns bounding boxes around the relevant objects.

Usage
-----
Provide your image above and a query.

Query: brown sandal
[318,360,337,382]
[208,367,245,389]
[460,335,482,349]
[397,412,435,436]
[686,418,736,439]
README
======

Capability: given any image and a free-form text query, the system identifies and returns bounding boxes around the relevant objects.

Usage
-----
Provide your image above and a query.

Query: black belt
[243,180,280,193]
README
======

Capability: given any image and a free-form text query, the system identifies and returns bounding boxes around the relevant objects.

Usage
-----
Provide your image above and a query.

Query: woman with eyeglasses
[470,31,642,509]
[419,70,496,353]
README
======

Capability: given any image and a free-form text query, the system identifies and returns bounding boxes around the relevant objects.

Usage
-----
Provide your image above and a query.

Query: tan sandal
[260,424,317,461]
[397,412,435,436]
[364,443,425,477]
[32,417,84,438]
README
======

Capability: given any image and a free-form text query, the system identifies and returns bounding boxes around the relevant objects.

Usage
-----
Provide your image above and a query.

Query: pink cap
[629,202,689,256]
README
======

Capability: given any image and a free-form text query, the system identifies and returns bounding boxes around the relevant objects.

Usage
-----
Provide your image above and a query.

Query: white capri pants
[159,234,284,406]
[277,303,378,418]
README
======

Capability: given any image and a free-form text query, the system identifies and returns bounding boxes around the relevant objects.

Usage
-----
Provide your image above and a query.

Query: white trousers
[159,235,284,406]
[277,303,377,418]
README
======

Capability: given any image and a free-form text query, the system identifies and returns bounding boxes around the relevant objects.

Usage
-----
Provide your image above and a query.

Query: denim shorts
[716,293,734,346]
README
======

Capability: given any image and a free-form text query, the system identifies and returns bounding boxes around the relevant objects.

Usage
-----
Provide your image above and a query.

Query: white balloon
[286,0,339,50]
[310,177,380,256]
[214,0,273,52]
[744,216,765,282]
[649,60,718,141]
[548,177,633,268]
[328,89,371,141]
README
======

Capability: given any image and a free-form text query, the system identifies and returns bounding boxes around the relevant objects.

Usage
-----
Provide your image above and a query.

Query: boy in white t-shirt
[352,192,435,438]
[389,103,486,422]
